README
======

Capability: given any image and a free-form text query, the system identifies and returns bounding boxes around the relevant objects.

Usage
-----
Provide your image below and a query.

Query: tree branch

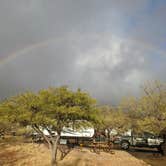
[32,124,52,149]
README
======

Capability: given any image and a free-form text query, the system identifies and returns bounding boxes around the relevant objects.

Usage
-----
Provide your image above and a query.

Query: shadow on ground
[128,147,166,166]
[0,149,29,166]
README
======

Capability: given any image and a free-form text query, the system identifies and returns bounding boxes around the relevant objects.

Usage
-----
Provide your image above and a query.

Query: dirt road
[129,148,166,166]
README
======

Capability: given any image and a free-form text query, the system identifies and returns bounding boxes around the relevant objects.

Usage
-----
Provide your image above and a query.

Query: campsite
[0,82,166,166]
[0,1,166,166]
[1,135,166,166]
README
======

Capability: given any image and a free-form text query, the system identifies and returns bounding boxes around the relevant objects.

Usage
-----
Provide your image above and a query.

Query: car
[120,132,164,151]
[159,128,166,155]
[111,135,122,144]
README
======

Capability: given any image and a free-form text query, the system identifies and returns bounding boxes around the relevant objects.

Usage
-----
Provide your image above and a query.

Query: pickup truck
[120,132,164,151]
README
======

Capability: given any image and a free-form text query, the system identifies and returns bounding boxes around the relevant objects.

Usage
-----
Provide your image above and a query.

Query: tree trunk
[50,134,60,166]
[107,128,111,140]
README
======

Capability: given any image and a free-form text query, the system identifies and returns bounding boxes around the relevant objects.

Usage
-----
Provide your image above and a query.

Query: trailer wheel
[121,141,130,150]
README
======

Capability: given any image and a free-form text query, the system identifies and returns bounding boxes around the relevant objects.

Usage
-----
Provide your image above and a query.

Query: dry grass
[58,148,149,166]
[0,143,51,166]
[0,140,165,166]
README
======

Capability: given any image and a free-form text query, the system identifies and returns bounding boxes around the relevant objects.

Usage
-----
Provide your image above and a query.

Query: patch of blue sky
[148,52,166,69]
[148,53,166,82]
[146,0,166,14]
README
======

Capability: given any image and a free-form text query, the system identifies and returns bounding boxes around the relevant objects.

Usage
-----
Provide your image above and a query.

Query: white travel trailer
[33,127,95,146]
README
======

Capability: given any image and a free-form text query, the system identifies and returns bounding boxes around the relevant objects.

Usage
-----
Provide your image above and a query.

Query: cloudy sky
[0,0,165,104]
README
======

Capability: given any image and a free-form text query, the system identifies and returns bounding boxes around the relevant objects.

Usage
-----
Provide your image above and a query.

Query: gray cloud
[0,0,165,104]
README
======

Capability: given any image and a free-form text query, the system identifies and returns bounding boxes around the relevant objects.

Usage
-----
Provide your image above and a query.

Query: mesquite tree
[1,86,99,166]
[138,81,166,134]
[98,106,129,138]
[120,81,166,135]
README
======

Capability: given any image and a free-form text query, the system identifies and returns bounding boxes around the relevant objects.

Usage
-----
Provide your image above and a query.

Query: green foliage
[0,86,99,133]
[15,127,33,136]
[0,105,12,135]
[137,81,166,134]
[121,81,166,134]
[98,106,129,133]
[120,97,143,133]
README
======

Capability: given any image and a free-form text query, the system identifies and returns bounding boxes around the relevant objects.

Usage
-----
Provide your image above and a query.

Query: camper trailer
[32,127,95,147]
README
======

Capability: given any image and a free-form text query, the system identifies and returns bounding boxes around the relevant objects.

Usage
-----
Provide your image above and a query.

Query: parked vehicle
[112,135,122,144]
[120,132,164,151]
[159,128,166,155]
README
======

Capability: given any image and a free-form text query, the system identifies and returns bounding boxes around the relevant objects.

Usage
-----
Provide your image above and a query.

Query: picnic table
[90,141,114,154]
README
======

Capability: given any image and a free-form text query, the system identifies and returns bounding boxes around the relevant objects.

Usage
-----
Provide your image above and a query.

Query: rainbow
[0,36,165,66]
[0,37,62,66]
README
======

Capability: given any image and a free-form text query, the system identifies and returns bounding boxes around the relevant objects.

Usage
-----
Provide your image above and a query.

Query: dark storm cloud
[0,0,165,104]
